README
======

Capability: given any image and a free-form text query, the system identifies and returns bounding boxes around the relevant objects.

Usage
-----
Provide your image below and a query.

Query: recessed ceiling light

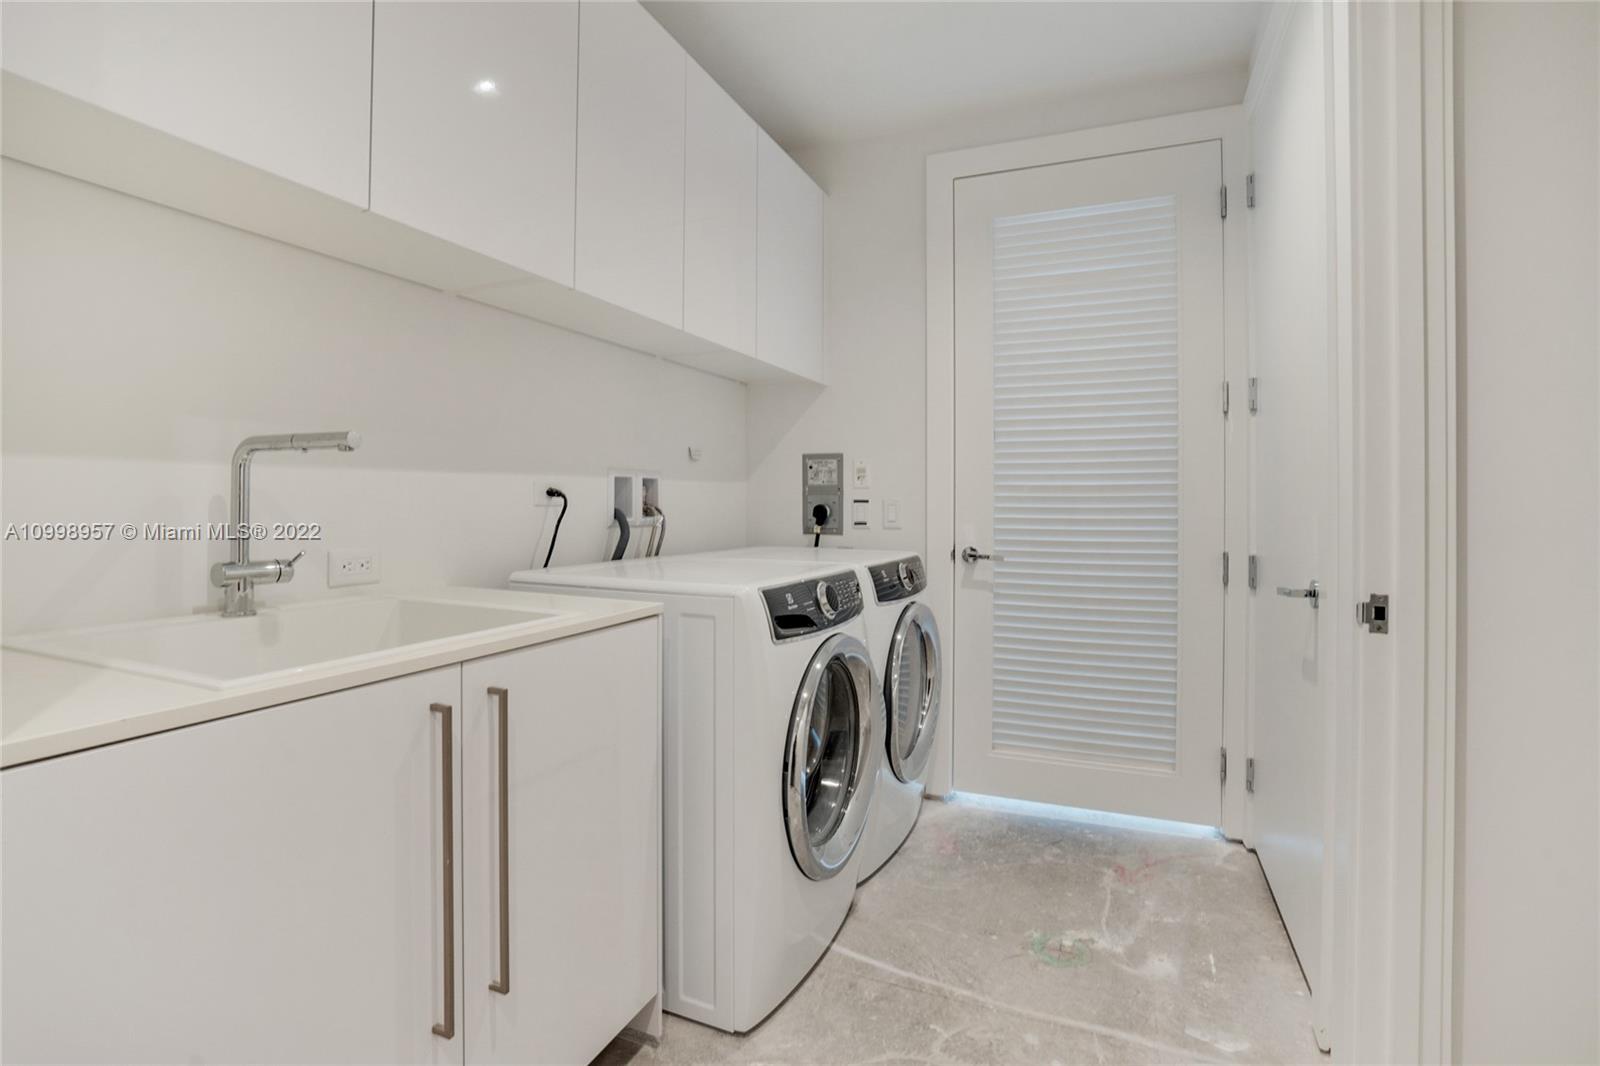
[473,79,499,97]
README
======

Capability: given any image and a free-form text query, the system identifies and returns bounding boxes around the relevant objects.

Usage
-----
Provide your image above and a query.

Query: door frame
[1321,1,1459,1062]
[949,139,1232,825]
[923,3,1459,1055]
[924,105,1254,843]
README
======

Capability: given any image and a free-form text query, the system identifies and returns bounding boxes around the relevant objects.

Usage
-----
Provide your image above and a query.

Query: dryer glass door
[885,602,942,783]
[784,634,879,880]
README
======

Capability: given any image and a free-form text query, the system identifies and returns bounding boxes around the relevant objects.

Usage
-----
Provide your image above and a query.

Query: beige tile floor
[598,796,1324,1065]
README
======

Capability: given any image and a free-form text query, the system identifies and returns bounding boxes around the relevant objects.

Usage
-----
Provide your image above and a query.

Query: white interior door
[952,141,1226,825]
[1247,2,1334,993]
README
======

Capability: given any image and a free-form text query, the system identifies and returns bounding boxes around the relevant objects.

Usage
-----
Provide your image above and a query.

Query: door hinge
[1247,553,1259,591]
[1220,184,1228,219]
[1220,747,1229,785]
[1222,551,1230,588]
[1248,376,1259,414]
[1222,380,1231,417]
[1358,593,1391,634]
[1246,172,1256,208]
[1245,757,1256,793]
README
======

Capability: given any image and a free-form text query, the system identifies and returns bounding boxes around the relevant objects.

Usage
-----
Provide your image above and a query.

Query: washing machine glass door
[884,602,942,783]
[784,633,879,880]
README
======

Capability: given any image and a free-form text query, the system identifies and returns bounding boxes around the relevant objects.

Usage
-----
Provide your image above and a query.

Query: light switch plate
[883,499,902,530]
[853,460,871,489]
[852,498,870,528]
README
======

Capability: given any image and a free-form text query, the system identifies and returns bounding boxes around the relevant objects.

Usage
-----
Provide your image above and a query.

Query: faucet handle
[276,551,306,584]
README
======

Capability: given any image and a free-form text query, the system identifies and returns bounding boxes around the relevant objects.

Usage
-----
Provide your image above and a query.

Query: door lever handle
[1275,580,1320,608]
[960,546,1003,564]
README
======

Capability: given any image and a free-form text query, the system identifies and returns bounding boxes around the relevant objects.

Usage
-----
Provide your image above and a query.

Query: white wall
[1453,4,1600,1062]
[1,160,748,634]
[744,67,1249,561]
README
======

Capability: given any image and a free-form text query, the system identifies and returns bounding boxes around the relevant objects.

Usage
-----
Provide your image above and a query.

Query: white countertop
[1,587,660,769]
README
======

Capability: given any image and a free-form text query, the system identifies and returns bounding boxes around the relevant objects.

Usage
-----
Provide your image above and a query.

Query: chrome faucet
[210,431,361,617]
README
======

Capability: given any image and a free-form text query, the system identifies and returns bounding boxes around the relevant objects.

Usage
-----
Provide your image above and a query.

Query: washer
[695,547,943,882]
[506,557,881,1033]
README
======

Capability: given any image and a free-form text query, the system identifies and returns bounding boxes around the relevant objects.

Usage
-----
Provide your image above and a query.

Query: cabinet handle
[431,702,456,1040]
[488,686,511,996]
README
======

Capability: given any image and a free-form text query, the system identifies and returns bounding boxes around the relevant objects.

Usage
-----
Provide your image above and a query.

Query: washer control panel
[868,555,927,603]
[763,570,862,642]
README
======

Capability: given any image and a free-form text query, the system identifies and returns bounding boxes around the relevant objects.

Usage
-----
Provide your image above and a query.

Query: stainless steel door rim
[783,633,880,880]
[884,601,942,784]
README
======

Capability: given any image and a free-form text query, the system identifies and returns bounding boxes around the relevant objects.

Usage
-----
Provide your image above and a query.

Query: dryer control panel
[868,555,927,603]
[762,570,863,642]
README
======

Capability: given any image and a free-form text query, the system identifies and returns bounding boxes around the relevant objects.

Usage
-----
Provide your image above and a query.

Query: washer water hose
[611,508,631,561]
[643,504,666,557]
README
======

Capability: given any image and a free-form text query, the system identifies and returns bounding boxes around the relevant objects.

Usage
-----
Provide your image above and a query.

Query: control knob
[815,581,836,620]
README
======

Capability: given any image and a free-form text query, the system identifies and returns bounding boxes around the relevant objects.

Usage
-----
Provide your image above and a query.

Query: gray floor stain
[595,797,1324,1065]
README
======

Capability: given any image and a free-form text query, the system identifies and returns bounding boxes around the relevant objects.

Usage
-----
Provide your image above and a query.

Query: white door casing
[951,141,1227,825]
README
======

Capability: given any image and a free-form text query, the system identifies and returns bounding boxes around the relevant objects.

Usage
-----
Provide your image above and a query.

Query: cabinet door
[371,0,578,282]
[462,619,661,1065]
[757,130,826,381]
[0,1,372,207]
[684,59,758,355]
[0,668,464,1064]
[575,0,686,327]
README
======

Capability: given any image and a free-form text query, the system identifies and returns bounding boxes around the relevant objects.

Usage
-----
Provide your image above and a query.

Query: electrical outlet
[328,550,380,588]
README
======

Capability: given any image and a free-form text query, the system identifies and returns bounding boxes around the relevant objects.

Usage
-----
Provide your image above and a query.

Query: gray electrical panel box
[801,453,844,535]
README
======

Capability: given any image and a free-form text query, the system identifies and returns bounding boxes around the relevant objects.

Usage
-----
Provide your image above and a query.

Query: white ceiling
[645,1,1265,150]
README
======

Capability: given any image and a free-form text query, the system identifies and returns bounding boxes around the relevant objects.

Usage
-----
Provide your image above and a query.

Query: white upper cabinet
[371,1,579,283]
[683,60,759,356]
[0,1,372,207]
[1,0,826,383]
[757,131,826,382]
[575,0,687,328]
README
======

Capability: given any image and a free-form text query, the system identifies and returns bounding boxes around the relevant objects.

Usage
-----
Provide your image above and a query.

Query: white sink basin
[5,596,556,690]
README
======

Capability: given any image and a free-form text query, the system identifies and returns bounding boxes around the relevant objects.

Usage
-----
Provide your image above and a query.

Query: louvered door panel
[989,197,1180,770]
[953,140,1224,824]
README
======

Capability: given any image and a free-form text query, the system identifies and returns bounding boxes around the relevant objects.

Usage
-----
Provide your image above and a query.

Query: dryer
[696,547,943,881]
[505,557,881,1032]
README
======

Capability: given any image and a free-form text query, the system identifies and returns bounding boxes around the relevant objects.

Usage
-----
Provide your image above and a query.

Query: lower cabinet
[0,665,464,1064]
[462,620,661,1065]
[0,618,661,1064]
